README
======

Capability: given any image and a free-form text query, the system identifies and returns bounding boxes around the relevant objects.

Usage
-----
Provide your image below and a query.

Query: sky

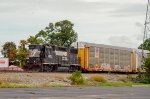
[0,0,148,55]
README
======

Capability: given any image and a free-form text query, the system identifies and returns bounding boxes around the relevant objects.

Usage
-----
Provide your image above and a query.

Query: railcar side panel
[79,43,135,72]
[131,51,136,72]
[84,47,89,70]
[78,48,85,69]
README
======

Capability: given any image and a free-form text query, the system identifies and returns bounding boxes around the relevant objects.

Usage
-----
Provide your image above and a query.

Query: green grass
[0,83,35,88]
[98,83,133,87]
[132,83,150,87]
[1,82,150,88]
[98,83,150,87]
[0,83,67,88]
[89,75,107,83]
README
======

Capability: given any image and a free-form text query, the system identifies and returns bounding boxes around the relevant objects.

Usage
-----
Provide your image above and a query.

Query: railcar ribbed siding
[78,43,134,72]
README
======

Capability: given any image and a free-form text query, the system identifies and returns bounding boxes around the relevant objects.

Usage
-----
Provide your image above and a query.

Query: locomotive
[25,44,80,72]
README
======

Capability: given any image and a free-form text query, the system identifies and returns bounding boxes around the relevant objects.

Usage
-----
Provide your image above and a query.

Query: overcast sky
[0,0,148,54]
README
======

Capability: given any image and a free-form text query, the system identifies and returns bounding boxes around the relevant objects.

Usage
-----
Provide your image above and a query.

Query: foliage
[141,58,150,83]
[1,42,16,64]
[1,40,28,67]
[14,49,28,67]
[136,57,150,84]
[90,75,107,83]
[138,38,150,50]
[14,40,28,67]
[35,20,78,47]
[99,83,133,87]
[127,75,137,82]
[118,77,127,83]
[27,36,44,44]
[1,41,16,58]
[69,71,84,85]
[20,40,27,49]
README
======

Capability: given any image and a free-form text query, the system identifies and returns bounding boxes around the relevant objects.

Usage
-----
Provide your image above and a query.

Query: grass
[89,75,107,83]
[0,83,67,88]
[0,83,35,88]
[99,83,133,87]
[132,83,150,87]
[98,83,150,87]
[1,82,150,88]
[118,77,127,83]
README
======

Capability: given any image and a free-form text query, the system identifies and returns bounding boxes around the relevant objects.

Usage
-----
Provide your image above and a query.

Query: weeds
[99,83,132,87]
[89,75,107,83]
[118,77,127,83]
[68,71,85,85]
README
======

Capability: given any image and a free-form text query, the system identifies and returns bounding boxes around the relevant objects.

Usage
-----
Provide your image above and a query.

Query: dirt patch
[0,72,136,86]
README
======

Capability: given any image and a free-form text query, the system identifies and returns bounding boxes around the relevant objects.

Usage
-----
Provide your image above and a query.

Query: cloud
[108,35,142,48]
[109,3,146,17]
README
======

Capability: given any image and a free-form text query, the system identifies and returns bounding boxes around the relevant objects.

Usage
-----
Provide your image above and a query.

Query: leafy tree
[137,57,150,83]
[1,42,16,58]
[14,40,28,67]
[138,38,150,50]
[14,49,28,67]
[20,40,27,49]
[36,20,78,47]
[27,36,44,44]
[138,38,150,83]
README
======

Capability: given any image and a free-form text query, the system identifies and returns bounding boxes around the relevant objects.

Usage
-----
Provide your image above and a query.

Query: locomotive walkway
[0,86,150,99]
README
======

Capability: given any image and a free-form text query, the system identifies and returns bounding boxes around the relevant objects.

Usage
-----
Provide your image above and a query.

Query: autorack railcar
[78,42,149,72]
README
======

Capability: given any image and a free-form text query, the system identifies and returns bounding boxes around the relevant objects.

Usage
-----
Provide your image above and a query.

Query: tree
[14,48,28,67]
[19,40,27,50]
[27,36,44,44]
[13,40,28,67]
[138,38,150,83]
[36,20,78,47]
[138,57,150,83]
[1,42,16,58]
[138,38,150,50]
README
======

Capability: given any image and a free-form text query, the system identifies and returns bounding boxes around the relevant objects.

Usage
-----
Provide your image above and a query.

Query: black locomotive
[25,44,80,72]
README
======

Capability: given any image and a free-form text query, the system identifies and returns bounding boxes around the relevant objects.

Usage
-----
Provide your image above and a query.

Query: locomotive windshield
[28,45,42,57]
[29,49,40,57]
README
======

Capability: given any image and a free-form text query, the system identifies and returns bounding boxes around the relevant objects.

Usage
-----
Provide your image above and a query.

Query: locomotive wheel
[47,66,53,72]
[52,66,58,72]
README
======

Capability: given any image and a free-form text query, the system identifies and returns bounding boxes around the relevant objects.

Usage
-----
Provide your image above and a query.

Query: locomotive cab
[24,44,44,71]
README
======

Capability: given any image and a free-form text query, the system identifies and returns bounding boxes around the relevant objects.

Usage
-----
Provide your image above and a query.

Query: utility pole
[142,0,150,60]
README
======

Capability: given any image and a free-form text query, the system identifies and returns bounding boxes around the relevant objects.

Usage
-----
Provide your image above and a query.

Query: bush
[137,58,150,84]
[69,71,85,85]
[90,75,107,83]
